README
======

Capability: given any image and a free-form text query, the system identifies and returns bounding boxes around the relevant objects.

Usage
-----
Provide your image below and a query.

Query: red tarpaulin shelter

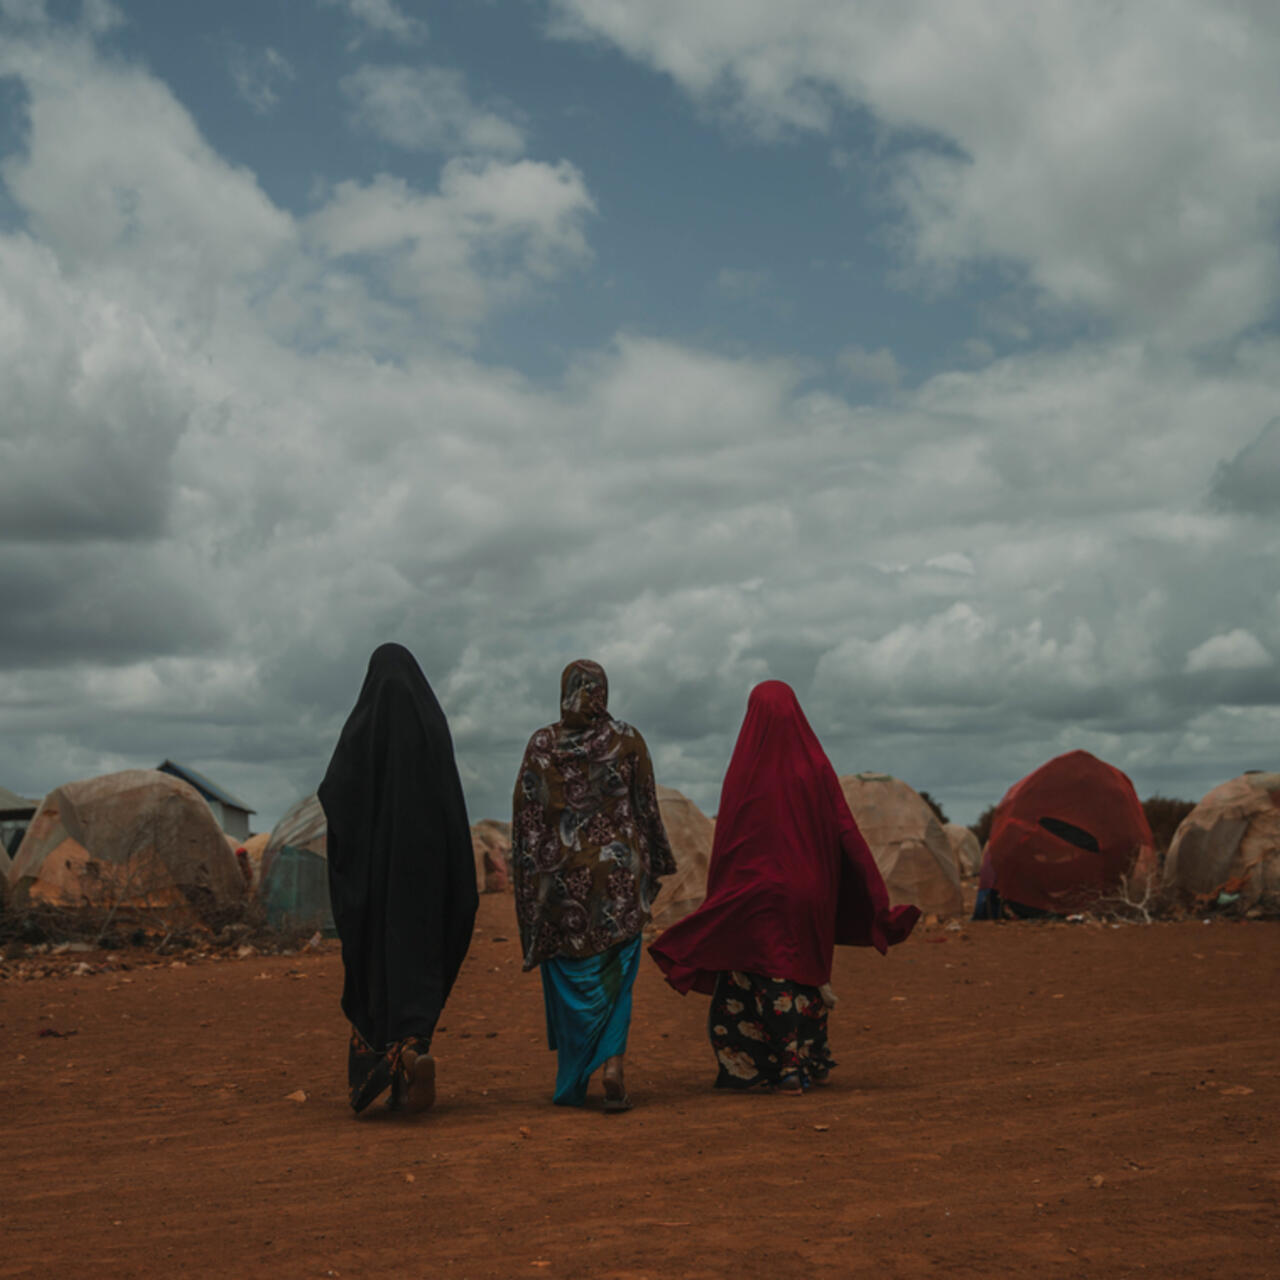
[987,750,1153,914]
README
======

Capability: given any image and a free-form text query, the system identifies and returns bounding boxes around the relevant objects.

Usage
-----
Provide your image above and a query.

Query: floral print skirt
[708,970,835,1090]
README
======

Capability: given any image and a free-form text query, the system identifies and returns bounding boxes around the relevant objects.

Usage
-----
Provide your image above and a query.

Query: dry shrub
[1141,794,1196,853]
[918,790,949,824]
[970,804,997,848]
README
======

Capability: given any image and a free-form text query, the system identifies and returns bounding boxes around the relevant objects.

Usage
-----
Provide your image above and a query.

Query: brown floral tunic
[511,660,676,970]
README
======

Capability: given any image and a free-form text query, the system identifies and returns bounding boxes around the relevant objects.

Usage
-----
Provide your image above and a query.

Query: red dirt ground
[2,897,1278,1279]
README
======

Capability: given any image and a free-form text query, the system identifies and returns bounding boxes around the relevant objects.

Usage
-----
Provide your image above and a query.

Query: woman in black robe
[318,643,478,1114]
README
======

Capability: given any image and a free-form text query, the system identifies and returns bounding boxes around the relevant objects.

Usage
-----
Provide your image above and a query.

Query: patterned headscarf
[559,659,608,729]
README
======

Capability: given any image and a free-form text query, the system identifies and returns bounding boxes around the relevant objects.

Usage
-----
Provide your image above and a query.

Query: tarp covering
[838,773,963,917]
[263,793,326,866]
[944,823,983,877]
[986,750,1153,914]
[6,770,244,922]
[1163,772,1280,909]
[471,819,511,893]
[259,843,334,931]
[648,784,714,928]
[258,794,331,926]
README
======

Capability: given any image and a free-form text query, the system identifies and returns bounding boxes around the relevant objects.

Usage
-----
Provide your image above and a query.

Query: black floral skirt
[708,971,834,1090]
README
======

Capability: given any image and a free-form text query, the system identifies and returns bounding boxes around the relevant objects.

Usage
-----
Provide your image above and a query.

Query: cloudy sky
[2,0,1278,831]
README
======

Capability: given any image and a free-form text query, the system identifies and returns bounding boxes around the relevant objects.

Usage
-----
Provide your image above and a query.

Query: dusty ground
[2,896,1278,1280]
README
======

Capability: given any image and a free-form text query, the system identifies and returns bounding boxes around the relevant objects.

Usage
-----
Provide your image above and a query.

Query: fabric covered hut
[984,750,1153,915]
[471,819,512,893]
[6,770,245,923]
[1163,772,1280,910]
[648,784,714,928]
[235,831,271,888]
[944,823,983,877]
[838,773,963,917]
[258,793,332,930]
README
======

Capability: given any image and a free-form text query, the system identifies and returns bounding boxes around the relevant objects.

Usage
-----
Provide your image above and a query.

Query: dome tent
[472,819,512,892]
[649,784,715,928]
[7,770,244,924]
[258,793,333,931]
[984,750,1153,915]
[944,823,983,877]
[1163,772,1280,910]
[838,773,963,917]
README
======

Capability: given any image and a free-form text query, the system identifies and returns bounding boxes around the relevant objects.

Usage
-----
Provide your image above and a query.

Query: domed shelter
[649,784,714,928]
[471,819,511,893]
[258,793,332,930]
[838,773,963,917]
[236,831,271,887]
[1163,772,1280,910]
[7,770,245,923]
[985,750,1153,915]
[944,823,983,877]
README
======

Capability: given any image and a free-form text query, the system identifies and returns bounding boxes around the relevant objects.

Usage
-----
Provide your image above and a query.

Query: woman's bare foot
[602,1055,631,1113]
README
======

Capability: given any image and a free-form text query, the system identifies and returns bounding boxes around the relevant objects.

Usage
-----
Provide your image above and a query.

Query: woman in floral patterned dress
[650,681,919,1093]
[511,660,676,1110]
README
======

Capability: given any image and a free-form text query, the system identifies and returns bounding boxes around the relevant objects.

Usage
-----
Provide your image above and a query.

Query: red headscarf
[649,681,919,994]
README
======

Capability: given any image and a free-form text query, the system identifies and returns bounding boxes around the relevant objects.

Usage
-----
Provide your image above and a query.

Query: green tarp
[258,844,334,934]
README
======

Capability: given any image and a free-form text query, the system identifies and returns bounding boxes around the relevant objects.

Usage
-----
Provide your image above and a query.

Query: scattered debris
[285,1089,308,1103]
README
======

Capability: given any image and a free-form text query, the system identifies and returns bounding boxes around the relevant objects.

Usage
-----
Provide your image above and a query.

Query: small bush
[970,804,998,848]
[1142,794,1196,852]
[918,790,949,825]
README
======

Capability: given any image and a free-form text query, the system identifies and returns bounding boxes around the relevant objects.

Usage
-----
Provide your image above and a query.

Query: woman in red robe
[649,681,919,1093]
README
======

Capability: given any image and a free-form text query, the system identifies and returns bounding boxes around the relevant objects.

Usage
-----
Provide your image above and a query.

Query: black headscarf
[319,643,477,1051]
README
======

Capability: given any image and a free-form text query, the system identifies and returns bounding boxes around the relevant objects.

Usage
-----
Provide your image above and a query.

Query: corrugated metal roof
[0,784,38,815]
[156,760,255,814]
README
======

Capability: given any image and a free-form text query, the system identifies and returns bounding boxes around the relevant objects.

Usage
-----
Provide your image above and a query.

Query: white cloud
[229,46,295,115]
[307,158,594,337]
[341,64,525,154]
[923,552,974,576]
[1185,630,1273,674]
[2,18,1280,833]
[837,344,902,387]
[714,267,769,299]
[318,0,426,44]
[80,0,122,34]
[0,37,294,294]
[550,0,1280,346]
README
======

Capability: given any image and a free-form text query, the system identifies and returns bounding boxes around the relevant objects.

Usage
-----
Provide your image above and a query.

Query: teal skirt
[540,935,642,1106]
